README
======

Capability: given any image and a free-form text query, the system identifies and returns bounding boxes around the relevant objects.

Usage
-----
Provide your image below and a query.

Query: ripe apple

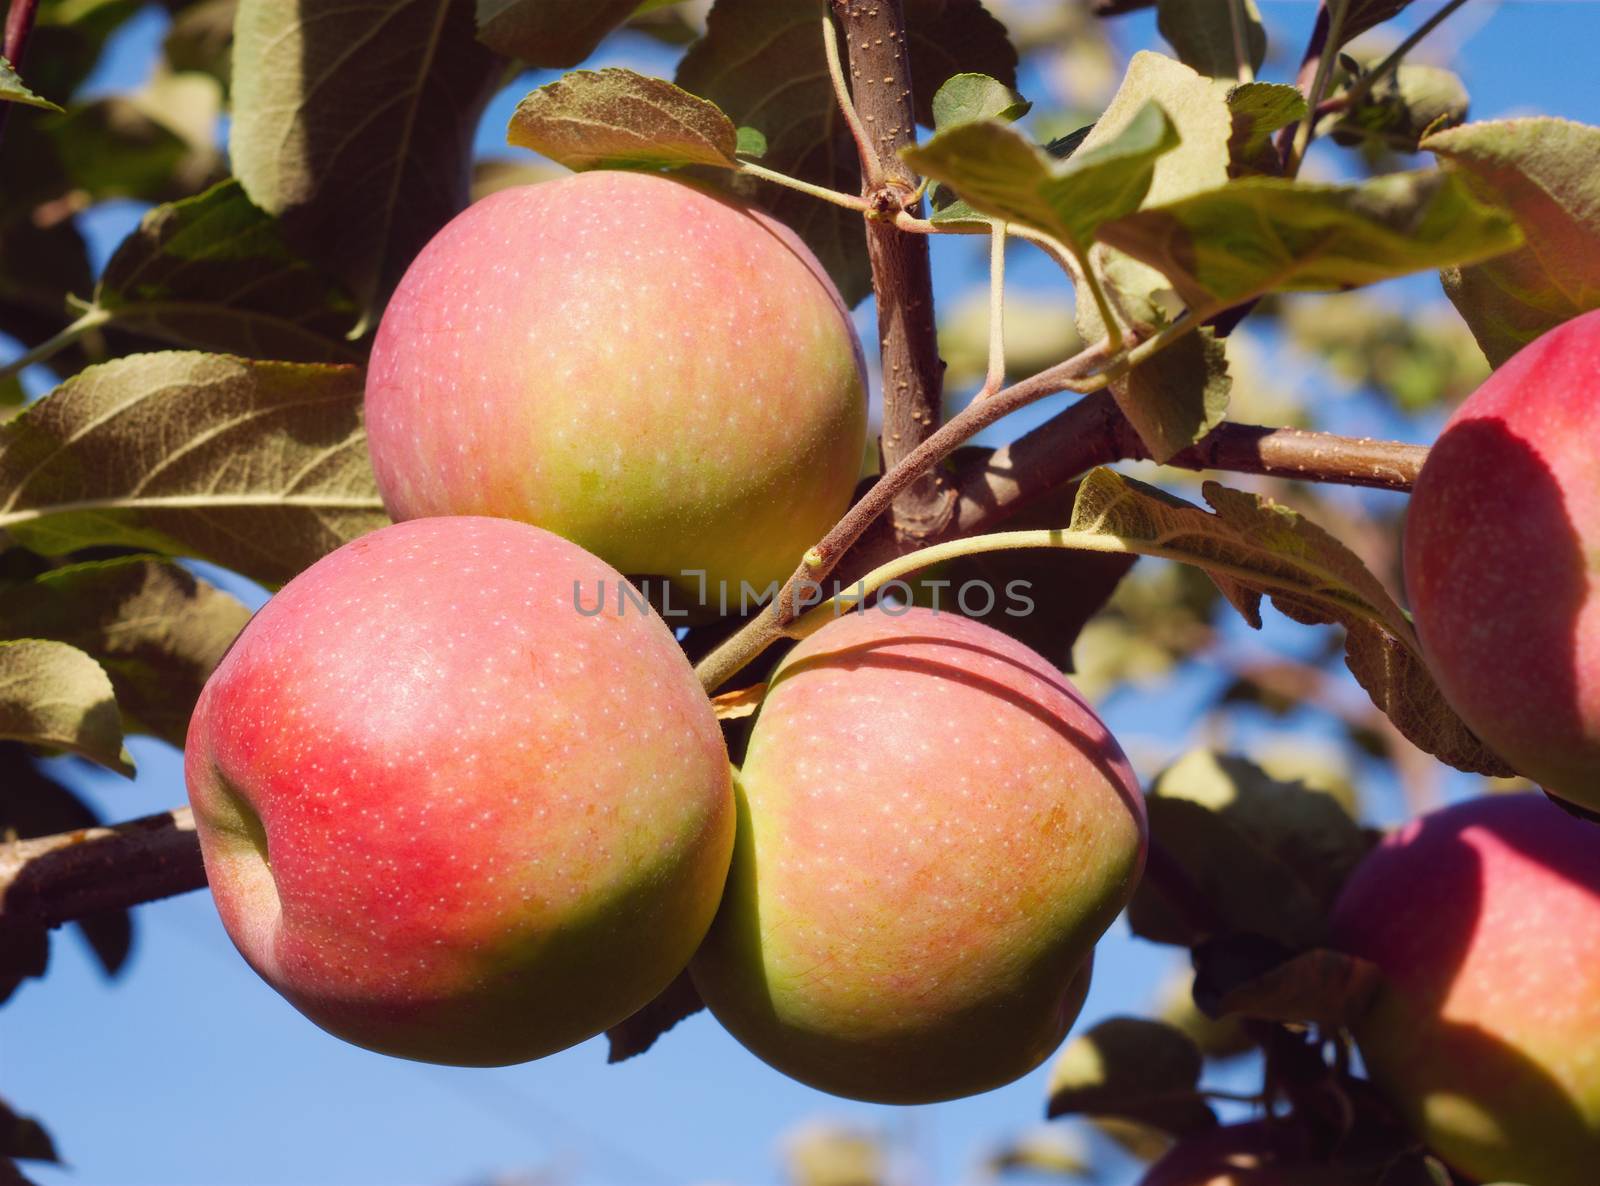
[1330,792,1600,1186]
[364,170,869,612]
[184,517,735,1065]
[1404,307,1600,809]
[691,606,1146,1102]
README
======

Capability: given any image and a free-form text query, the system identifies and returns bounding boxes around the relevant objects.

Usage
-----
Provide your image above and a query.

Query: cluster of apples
[184,171,1147,1102]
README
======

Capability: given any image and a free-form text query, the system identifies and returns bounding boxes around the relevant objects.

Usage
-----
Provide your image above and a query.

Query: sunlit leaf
[0,639,130,775]
[1046,1017,1217,1136]
[1226,81,1305,176]
[0,56,62,112]
[929,71,1030,131]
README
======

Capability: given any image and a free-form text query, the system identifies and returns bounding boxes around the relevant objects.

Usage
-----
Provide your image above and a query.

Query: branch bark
[0,808,204,931]
[830,0,951,543]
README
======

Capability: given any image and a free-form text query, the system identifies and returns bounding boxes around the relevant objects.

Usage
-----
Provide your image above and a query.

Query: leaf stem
[736,160,873,212]
[1340,0,1471,114]
[1077,247,1126,354]
[0,306,113,385]
[818,8,882,189]
[979,222,1008,397]
[1227,0,1255,84]
[1286,0,1350,176]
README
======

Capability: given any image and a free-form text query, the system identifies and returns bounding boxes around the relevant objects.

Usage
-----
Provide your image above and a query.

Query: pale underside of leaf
[0,352,387,587]
[0,639,132,775]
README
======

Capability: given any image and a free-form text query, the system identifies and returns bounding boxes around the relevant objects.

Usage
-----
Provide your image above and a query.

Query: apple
[1404,306,1600,810]
[691,606,1146,1102]
[1330,792,1600,1186]
[364,170,869,613]
[184,517,735,1065]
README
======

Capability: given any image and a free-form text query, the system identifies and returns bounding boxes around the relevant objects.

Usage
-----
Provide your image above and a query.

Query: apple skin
[1404,307,1600,808]
[184,517,735,1066]
[1330,792,1600,1186]
[691,606,1146,1103]
[364,170,868,610]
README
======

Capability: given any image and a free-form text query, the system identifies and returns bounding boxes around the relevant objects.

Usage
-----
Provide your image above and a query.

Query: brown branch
[0,807,204,931]
[830,0,951,544]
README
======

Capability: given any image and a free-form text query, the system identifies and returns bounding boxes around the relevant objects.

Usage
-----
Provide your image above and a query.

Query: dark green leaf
[1046,1017,1217,1137]
[0,556,251,746]
[0,1097,56,1163]
[1194,941,1380,1027]
[0,352,386,587]
[92,179,362,363]
[508,68,742,171]
[1424,117,1600,366]
[230,0,503,327]
[476,0,640,67]
[1098,169,1523,314]
[929,72,1030,131]
[904,100,1178,251]
[0,639,130,775]
[163,0,237,88]
[1226,82,1306,176]
[1157,0,1264,80]
[1331,64,1468,153]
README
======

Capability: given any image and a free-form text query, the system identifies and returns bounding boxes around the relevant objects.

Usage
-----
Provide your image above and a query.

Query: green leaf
[0,556,251,747]
[929,71,1030,131]
[476,0,640,66]
[1195,943,1381,1027]
[0,639,130,775]
[983,1128,1092,1180]
[1424,117,1600,366]
[0,352,387,587]
[1331,64,1468,153]
[1098,169,1523,313]
[1156,0,1264,80]
[508,68,742,171]
[91,179,361,363]
[904,100,1179,252]
[1128,750,1372,948]
[1226,82,1305,176]
[0,56,62,112]
[230,0,503,328]
[1340,0,1416,48]
[1046,1017,1217,1137]
[1118,321,1231,464]
[1067,468,1515,776]
[677,0,1019,306]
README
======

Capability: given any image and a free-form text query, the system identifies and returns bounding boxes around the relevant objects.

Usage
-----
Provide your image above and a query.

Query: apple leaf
[677,0,1019,306]
[0,55,62,112]
[904,100,1179,253]
[1331,64,1469,154]
[1156,0,1264,80]
[1193,942,1381,1028]
[508,68,743,172]
[1128,751,1372,949]
[475,0,639,65]
[0,640,131,776]
[230,0,503,328]
[930,72,1030,131]
[1097,169,1523,314]
[0,557,251,748]
[1067,468,1515,776]
[1226,82,1306,176]
[1046,1017,1217,1137]
[605,969,705,1062]
[1424,117,1600,366]
[983,1129,1091,1179]
[1340,0,1416,48]
[0,352,387,587]
[0,1094,58,1163]
[90,179,362,364]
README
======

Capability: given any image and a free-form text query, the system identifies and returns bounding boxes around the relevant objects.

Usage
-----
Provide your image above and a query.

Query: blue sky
[7,4,1600,1185]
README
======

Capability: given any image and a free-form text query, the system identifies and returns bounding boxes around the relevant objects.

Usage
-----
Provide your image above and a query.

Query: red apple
[1404,307,1600,809]
[364,170,869,612]
[692,606,1145,1102]
[1330,792,1600,1186]
[185,517,735,1065]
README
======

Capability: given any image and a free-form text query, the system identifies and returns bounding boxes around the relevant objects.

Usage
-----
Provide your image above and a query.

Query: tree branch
[0,807,204,931]
[830,0,951,544]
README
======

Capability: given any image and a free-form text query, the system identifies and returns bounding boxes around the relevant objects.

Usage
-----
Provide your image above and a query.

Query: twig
[829,0,950,544]
[1285,0,1350,176]
[0,808,204,931]
[1227,0,1255,84]
[1340,0,1472,114]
